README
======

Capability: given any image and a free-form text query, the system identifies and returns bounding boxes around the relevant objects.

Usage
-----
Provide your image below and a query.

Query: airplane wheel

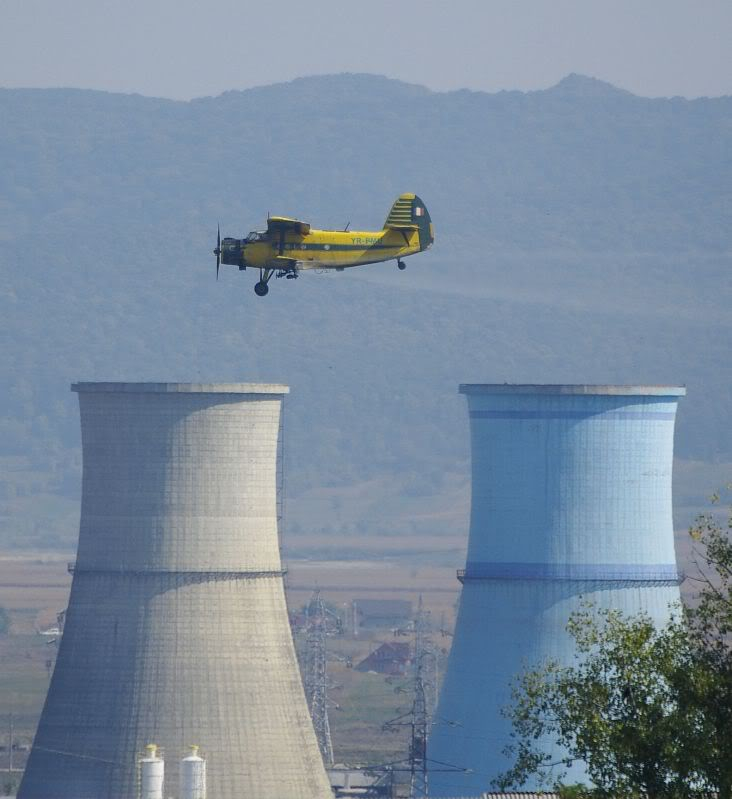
[397,260,406,271]
[254,281,269,297]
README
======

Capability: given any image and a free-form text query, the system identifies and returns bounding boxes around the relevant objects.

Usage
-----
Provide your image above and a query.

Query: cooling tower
[429,384,685,794]
[20,383,333,799]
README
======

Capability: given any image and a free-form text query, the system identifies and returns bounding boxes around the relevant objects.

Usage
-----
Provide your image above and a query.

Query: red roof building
[354,642,412,676]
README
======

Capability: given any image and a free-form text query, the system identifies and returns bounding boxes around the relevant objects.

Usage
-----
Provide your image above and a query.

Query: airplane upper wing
[266,216,311,236]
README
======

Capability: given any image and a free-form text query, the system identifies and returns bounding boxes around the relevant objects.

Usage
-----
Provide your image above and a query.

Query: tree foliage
[496,500,732,798]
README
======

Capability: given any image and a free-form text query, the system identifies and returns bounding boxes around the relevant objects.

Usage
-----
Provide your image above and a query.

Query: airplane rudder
[412,195,434,250]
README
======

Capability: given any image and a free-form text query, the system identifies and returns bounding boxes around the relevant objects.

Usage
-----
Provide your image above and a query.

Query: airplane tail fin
[383,193,434,251]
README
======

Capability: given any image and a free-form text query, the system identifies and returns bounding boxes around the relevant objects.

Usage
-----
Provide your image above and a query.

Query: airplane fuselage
[226,226,423,271]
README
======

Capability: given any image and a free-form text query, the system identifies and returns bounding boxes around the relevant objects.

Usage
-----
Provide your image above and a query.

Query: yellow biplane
[213,193,434,296]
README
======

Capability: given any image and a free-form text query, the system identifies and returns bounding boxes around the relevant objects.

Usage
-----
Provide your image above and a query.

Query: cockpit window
[246,231,266,242]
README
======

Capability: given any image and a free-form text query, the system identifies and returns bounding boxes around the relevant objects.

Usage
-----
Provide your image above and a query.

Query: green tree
[682,500,732,796]
[496,500,732,798]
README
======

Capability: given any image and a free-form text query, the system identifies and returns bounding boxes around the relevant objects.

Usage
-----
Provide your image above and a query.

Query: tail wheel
[397,260,406,271]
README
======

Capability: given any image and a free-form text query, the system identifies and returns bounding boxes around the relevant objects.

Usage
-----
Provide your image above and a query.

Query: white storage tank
[180,746,206,799]
[139,744,164,799]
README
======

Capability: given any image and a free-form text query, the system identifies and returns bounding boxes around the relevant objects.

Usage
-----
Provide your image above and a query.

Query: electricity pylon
[303,590,338,766]
[382,596,434,799]
[382,597,468,798]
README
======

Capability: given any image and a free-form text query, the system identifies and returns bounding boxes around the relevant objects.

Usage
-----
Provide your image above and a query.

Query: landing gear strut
[254,267,273,297]
[397,259,406,271]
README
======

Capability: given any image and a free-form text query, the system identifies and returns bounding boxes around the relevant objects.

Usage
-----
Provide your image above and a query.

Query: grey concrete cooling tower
[429,384,685,794]
[20,383,332,799]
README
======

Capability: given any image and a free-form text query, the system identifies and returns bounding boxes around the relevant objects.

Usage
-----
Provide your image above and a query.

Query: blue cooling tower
[429,385,685,794]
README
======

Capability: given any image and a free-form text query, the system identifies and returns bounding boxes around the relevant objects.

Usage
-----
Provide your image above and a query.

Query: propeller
[213,224,221,280]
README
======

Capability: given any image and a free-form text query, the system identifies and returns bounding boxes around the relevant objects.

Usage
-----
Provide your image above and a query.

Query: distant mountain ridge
[0,73,730,549]
[547,73,634,97]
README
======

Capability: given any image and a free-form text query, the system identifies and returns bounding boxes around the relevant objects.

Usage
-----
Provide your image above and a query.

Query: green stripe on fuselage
[283,242,403,252]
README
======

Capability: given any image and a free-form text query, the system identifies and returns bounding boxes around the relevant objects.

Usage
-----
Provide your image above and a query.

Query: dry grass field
[0,554,73,783]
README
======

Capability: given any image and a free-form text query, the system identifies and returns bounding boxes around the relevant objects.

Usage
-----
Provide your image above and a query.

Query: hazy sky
[1,0,730,100]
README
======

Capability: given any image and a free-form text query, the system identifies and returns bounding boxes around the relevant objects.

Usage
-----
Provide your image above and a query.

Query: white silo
[140,744,164,799]
[180,746,206,799]
[19,383,332,799]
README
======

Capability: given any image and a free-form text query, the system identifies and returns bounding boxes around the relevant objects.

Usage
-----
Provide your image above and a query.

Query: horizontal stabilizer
[384,222,419,231]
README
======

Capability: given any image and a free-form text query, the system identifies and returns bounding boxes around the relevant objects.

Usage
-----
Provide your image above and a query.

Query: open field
[0,554,73,780]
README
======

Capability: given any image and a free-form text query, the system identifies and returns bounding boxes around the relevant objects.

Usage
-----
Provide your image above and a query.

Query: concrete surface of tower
[428,384,685,794]
[19,382,333,799]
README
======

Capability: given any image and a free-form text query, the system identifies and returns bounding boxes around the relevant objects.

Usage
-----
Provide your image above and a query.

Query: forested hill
[1,73,730,549]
